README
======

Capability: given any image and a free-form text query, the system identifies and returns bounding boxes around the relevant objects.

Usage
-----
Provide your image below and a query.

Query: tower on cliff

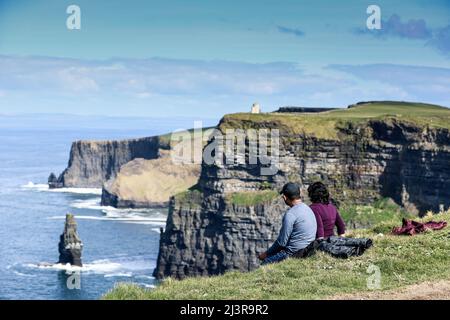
[251,102,261,114]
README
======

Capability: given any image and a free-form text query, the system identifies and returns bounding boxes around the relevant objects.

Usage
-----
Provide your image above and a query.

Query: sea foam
[24,256,155,276]
[22,182,102,195]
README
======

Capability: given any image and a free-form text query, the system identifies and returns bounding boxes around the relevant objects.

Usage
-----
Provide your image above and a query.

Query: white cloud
[0,55,448,116]
[136,92,152,99]
[328,64,450,107]
[0,55,332,97]
[57,67,100,92]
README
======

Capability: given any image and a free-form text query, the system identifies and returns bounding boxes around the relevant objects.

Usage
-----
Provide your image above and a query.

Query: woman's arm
[335,209,346,236]
[313,209,325,239]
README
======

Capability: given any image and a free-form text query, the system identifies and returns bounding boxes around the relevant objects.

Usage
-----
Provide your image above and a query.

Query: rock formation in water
[154,102,450,279]
[48,172,63,189]
[58,214,83,267]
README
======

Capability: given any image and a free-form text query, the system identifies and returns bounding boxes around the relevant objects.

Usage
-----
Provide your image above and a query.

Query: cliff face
[53,129,210,208]
[154,105,450,279]
[54,136,170,188]
[101,152,201,208]
[154,191,286,278]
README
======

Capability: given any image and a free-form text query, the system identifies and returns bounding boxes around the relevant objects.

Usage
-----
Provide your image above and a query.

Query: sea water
[0,115,216,299]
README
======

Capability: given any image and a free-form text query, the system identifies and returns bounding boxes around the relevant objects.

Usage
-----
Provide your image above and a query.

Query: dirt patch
[329,279,450,300]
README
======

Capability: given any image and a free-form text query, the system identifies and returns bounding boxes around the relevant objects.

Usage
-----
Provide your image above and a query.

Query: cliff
[101,151,201,208]
[53,135,171,188]
[52,129,215,208]
[154,101,450,279]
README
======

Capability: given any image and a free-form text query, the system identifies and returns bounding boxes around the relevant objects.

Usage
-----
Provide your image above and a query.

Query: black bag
[319,236,373,259]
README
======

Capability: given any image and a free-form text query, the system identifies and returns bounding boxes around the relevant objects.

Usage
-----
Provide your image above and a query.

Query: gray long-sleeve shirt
[266,203,317,255]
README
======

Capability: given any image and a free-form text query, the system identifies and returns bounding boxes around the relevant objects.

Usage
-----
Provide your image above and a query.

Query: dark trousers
[261,250,290,265]
[318,236,373,259]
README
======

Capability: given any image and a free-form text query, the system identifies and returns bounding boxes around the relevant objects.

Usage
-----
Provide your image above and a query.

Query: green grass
[219,101,450,140]
[157,126,216,147]
[104,209,450,300]
[226,190,279,206]
[173,187,204,209]
[340,198,414,230]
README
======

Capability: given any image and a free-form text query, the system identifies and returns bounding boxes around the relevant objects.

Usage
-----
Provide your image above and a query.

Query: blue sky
[0,0,449,117]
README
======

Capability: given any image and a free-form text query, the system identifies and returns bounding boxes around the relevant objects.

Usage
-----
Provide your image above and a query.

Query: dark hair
[308,182,330,204]
[280,182,301,200]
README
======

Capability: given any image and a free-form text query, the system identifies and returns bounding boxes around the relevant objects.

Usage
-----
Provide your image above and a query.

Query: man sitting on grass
[258,182,317,265]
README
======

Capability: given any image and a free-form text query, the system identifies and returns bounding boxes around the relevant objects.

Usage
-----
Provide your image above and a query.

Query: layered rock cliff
[52,129,211,208]
[53,135,170,188]
[154,102,450,279]
[101,150,201,208]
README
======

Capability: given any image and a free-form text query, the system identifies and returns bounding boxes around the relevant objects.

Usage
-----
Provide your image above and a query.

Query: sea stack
[58,214,83,267]
[48,172,63,189]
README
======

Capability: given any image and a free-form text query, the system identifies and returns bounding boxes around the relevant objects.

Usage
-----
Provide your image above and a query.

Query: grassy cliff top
[104,209,450,300]
[219,101,450,140]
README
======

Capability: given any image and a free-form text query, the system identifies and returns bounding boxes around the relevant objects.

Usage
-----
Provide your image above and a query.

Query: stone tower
[251,102,261,114]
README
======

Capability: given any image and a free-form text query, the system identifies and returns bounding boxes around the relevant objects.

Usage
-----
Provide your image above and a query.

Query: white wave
[49,197,167,226]
[151,228,162,233]
[22,182,101,195]
[26,262,84,273]
[122,221,166,226]
[139,283,156,289]
[101,206,165,216]
[53,188,102,195]
[22,182,49,192]
[25,257,152,275]
[104,272,133,278]
[13,270,37,277]
[135,275,155,280]
[48,215,166,225]
[69,198,167,218]
[104,208,166,222]
[70,198,103,210]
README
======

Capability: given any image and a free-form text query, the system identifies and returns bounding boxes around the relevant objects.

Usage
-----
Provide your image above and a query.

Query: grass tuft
[226,190,279,206]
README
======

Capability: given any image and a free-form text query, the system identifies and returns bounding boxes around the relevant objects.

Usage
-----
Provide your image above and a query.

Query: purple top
[309,203,346,239]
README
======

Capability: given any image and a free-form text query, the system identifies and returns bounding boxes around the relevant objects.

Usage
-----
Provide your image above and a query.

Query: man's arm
[264,213,294,257]
[265,241,282,257]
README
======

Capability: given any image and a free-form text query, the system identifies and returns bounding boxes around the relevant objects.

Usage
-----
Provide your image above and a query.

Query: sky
[0,0,449,118]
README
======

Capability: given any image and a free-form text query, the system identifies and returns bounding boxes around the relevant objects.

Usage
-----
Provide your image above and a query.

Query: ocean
[0,115,216,300]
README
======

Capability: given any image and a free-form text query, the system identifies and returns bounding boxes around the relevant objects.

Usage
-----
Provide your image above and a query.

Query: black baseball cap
[280,182,301,199]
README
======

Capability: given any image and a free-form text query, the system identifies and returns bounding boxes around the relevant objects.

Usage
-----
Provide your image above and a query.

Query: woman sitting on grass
[308,182,346,239]
[307,182,373,258]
